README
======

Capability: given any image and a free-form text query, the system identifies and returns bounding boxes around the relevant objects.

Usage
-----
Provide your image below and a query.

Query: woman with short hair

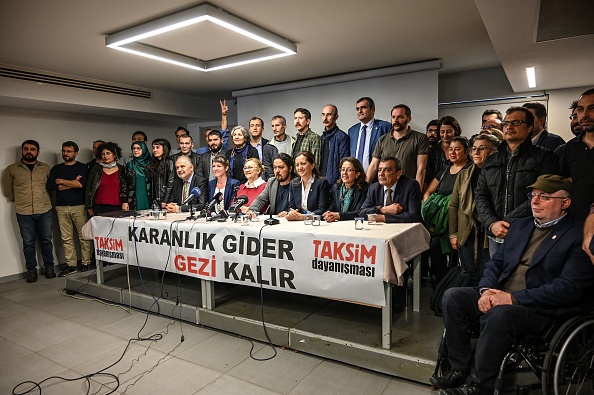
[226,126,259,184]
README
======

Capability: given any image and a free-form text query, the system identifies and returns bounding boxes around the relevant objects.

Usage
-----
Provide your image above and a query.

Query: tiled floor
[0,275,433,394]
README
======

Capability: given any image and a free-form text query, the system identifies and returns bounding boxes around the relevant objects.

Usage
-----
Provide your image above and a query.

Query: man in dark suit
[347,97,391,173]
[249,117,269,161]
[165,156,207,213]
[199,130,227,183]
[358,156,422,313]
[432,175,594,395]
[359,157,422,223]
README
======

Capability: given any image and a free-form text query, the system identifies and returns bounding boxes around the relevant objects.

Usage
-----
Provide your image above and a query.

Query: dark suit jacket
[289,176,330,215]
[479,215,594,317]
[328,183,369,221]
[348,119,391,162]
[198,148,228,181]
[226,145,259,184]
[208,177,241,210]
[533,130,565,152]
[359,175,422,223]
[170,173,208,211]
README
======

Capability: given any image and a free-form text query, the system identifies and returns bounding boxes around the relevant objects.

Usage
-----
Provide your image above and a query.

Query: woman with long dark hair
[86,142,129,216]
[148,138,174,208]
[323,157,369,222]
[284,151,330,220]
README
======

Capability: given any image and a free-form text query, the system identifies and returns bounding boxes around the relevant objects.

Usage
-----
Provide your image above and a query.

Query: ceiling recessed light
[525,66,536,88]
[105,3,296,72]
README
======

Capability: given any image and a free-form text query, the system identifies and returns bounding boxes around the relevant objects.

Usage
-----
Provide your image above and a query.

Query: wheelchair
[432,313,594,394]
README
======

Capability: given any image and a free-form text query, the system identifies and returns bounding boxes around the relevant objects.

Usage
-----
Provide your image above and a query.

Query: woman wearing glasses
[233,157,268,213]
[323,157,368,222]
[448,134,499,285]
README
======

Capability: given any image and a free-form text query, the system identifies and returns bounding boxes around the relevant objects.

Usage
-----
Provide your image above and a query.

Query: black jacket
[226,145,259,184]
[85,164,129,208]
[328,183,369,221]
[475,138,560,235]
[150,157,175,205]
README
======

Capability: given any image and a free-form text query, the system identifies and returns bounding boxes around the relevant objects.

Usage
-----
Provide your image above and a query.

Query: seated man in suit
[359,156,422,223]
[165,156,207,213]
[432,175,594,395]
[359,156,422,312]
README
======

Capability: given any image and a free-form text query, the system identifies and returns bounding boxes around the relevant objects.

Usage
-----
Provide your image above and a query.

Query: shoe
[45,266,56,279]
[26,270,38,283]
[58,266,77,277]
[439,381,489,395]
[81,264,90,272]
[430,370,469,390]
[393,304,405,314]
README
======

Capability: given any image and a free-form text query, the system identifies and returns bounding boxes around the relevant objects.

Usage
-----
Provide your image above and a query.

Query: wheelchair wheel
[541,314,594,395]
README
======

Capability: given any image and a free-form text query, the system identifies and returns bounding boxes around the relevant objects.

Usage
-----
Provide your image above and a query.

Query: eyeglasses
[569,114,577,120]
[243,166,255,170]
[501,120,528,128]
[132,147,142,151]
[527,193,569,202]
[471,146,491,153]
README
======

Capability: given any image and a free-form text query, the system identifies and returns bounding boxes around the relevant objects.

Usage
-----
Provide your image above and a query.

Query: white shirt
[355,118,375,171]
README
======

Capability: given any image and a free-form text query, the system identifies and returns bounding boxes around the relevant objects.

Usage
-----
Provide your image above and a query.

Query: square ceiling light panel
[105,3,297,72]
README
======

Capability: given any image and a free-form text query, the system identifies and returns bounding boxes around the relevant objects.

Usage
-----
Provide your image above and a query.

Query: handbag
[430,263,470,316]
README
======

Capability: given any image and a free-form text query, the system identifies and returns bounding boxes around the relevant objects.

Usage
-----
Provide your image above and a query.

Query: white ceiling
[0,0,592,105]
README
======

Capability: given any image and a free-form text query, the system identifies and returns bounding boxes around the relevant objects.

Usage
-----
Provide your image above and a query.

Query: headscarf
[127,141,151,176]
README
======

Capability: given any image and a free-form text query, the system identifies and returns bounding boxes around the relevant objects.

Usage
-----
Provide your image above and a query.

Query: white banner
[91,217,386,306]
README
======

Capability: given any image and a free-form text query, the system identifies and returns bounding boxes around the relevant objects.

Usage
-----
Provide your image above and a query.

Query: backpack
[430,265,470,316]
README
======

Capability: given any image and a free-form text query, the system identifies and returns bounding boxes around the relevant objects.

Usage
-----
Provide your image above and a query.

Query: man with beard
[523,102,565,152]
[262,115,295,179]
[366,104,429,188]
[562,88,594,220]
[2,140,55,282]
[87,140,104,172]
[199,130,227,182]
[48,141,91,276]
[291,108,321,166]
[246,153,294,217]
[555,100,583,172]
[319,104,350,184]
[426,119,439,148]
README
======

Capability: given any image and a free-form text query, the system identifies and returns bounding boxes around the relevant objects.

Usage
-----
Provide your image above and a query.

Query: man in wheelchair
[431,174,594,395]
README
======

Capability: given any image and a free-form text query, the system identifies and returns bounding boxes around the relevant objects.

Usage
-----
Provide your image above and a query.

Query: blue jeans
[16,211,54,272]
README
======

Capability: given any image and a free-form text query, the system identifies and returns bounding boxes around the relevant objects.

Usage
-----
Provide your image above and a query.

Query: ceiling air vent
[536,0,594,42]
[0,65,152,99]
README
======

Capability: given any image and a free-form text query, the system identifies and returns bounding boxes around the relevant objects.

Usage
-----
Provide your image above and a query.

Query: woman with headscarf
[226,125,259,184]
[126,140,152,210]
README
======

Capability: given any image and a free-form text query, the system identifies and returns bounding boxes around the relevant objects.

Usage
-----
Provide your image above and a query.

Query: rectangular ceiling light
[105,3,296,72]
[525,66,537,88]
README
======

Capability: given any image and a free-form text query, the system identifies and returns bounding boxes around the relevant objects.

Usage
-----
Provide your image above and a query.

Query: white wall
[235,69,439,139]
[0,107,176,280]
[438,67,591,141]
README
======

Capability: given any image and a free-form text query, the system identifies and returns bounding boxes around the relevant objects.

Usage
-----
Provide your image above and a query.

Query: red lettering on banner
[312,240,376,264]
[174,255,216,277]
[95,237,123,251]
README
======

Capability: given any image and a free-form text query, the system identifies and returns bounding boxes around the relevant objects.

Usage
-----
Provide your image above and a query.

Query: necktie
[385,188,393,206]
[182,181,188,202]
[357,125,367,162]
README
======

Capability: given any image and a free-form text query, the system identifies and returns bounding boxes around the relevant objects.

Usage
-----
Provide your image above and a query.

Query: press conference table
[91,213,430,349]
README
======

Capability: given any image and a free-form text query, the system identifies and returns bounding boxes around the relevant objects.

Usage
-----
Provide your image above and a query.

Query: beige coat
[2,161,52,215]
[448,164,478,246]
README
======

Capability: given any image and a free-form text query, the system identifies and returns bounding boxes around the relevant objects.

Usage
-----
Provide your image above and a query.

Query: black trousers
[442,287,554,391]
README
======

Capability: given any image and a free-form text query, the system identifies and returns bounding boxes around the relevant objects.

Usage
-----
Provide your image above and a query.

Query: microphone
[182,187,202,205]
[205,191,224,213]
[229,195,249,213]
[207,209,228,222]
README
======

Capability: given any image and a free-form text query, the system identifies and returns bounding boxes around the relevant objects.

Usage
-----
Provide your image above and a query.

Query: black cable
[246,223,277,361]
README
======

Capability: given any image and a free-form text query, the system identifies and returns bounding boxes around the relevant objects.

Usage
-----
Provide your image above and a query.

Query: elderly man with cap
[431,174,594,395]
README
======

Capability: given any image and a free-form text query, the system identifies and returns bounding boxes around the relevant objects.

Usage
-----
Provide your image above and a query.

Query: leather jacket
[85,164,129,208]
